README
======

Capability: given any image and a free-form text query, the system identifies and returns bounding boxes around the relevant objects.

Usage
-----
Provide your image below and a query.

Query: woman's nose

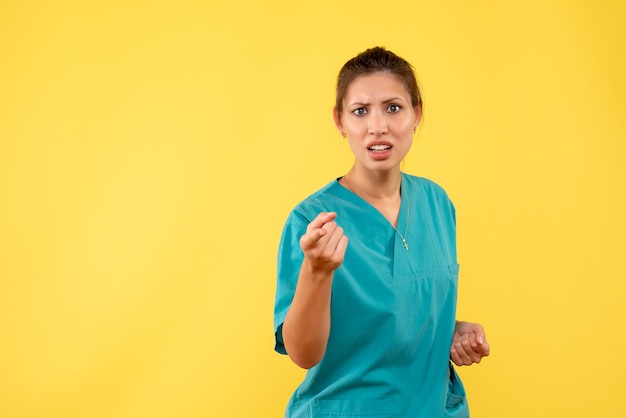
[368,111,388,135]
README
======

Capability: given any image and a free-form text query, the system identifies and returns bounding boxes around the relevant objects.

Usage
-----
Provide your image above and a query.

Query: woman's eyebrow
[348,97,406,107]
[381,97,406,103]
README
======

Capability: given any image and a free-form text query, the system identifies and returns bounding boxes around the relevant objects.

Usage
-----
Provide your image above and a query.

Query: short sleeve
[273,214,308,355]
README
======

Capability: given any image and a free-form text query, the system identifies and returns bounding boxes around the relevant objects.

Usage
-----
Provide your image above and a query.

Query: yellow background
[1,0,624,417]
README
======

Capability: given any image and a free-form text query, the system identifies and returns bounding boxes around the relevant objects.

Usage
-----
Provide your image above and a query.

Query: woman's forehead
[344,73,410,102]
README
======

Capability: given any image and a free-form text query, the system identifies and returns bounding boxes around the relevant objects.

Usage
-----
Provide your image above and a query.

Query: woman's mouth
[368,144,392,152]
[367,143,393,160]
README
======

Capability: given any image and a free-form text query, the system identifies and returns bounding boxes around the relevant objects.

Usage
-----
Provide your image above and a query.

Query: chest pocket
[311,399,398,417]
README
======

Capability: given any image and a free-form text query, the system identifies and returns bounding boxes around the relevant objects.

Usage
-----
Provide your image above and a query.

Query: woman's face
[334,72,421,175]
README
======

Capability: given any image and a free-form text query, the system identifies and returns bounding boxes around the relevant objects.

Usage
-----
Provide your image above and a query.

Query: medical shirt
[274,173,469,417]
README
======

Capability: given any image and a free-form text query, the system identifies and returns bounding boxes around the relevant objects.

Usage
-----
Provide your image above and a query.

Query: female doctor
[274,47,490,417]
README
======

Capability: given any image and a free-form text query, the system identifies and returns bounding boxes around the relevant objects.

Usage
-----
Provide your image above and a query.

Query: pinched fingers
[310,221,347,262]
[322,222,349,260]
[300,212,337,249]
[307,212,337,233]
[300,212,348,271]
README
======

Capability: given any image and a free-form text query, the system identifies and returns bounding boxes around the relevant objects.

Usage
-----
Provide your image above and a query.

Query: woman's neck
[341,167,402,203]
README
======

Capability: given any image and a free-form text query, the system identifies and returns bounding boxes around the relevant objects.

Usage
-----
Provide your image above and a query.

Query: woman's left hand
[450,321,490,366]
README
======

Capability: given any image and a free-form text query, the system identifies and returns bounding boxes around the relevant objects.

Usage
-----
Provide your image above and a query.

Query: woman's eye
[387,104,401,113]
[352,108,367,116]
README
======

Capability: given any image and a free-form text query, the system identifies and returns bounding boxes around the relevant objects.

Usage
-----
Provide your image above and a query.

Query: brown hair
[335,47,422,117]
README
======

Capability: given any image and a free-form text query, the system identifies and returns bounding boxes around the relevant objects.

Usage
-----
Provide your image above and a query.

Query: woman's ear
[333,106,344,135]
[413,106,423,131]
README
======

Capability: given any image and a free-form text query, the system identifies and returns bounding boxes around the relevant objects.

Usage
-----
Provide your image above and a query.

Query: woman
[273,47,489,418]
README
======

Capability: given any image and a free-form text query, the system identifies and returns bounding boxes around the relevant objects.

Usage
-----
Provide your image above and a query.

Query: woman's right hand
[299,212,348,273]
[283,212,348,368]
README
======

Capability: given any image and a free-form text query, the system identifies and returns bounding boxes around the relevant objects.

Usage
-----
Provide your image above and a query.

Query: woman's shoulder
[403,173,456,224]
[402,173,451,200]
[286,179,344,224]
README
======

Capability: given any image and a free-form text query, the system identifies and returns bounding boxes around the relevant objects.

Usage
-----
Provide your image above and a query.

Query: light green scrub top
[274,174,469,418]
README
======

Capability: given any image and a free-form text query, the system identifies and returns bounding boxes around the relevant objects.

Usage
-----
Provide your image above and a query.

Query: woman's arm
[450,320,490,366]
[282,212,348,369]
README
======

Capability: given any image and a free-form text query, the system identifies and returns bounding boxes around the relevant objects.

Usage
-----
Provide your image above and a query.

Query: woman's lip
[367,147,392,160]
